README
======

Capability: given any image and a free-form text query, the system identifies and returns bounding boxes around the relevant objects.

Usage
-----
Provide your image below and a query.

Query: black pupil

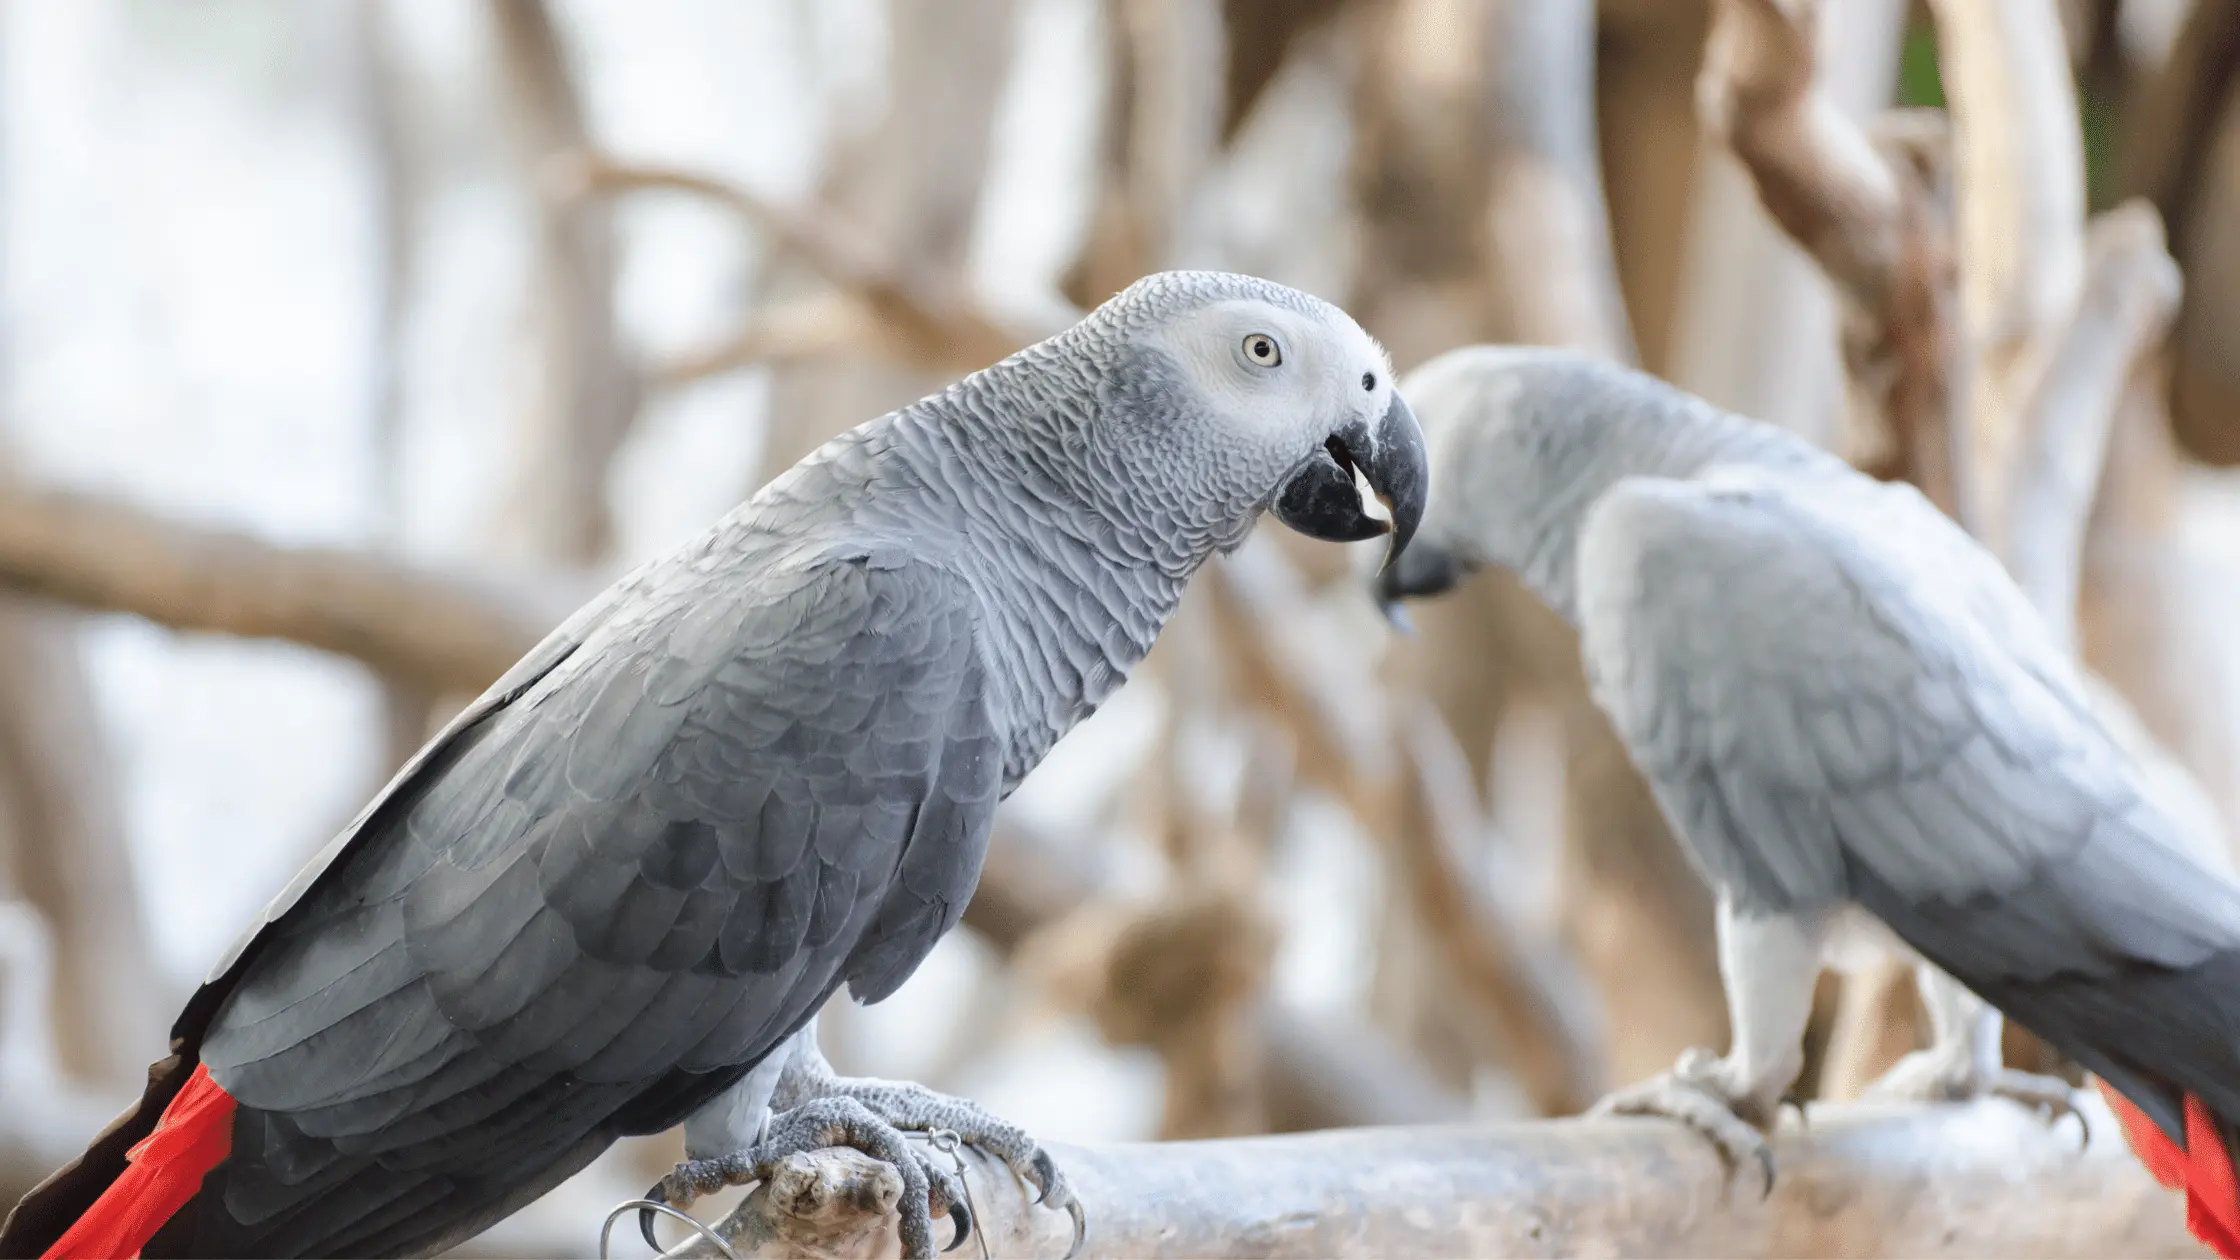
[1362,371,1376,390]
[1252,338,1271,359]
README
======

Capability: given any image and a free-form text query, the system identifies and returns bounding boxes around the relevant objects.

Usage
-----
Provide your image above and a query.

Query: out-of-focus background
[0,0,2233,1253]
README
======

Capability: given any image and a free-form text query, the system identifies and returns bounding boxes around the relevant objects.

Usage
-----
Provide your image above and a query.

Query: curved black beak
[1271,392,1429,571]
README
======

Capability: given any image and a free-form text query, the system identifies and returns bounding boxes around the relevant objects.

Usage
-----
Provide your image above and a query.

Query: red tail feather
[2097,1077,2240,1258]
[44,1063,234,1260]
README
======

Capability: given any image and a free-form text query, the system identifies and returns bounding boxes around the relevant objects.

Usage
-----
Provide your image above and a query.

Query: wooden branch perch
[1699,0,1964,519]
[0,478,574,694]
[559,156,1030,376]
[662,1097,2201,1258]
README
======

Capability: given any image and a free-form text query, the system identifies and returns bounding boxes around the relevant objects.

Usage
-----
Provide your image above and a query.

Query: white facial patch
[1161,301,1316,432]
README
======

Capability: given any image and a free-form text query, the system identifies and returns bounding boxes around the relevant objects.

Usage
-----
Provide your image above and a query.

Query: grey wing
[1576,468,2240,1139]
[174,551,999,1258]
[197,574,635,993]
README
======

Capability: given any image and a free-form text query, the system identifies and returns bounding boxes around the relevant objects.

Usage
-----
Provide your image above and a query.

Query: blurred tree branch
[1928,0,2089,525]
[1350,0,1712,1100]
[666,1096,2202,1259]
[1063,0,1226,309]
[0,900,147,1208]
[644,295,869,387]
[489,0,641,566]
[0,478,577,695]
[2128,0,2240,466]
[1930,0,2232,893]
[1391,701,1604,1115]
[0,14,168,1098]
[1481,0,1636,361]
[968,813,1462,1133]
[1666,0,1903,455]
[741,0,1029,493]
[351,0,446,770]
[1217,0,1346,145]
[1479,0,1719,1100]
[0,609,167,1094]
[1698,0,1964,518]
[1203,543,1602,1116]
[2001,203,2183,634]
[2118,0,2240,258]
[561,157,1034,377]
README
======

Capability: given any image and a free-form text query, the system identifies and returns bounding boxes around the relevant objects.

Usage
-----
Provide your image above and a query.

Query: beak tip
[1379,521,1416,574]
[1376,393,1428,565]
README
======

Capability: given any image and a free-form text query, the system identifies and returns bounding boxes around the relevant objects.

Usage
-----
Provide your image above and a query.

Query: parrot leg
[767,1027,1085,1256]
[650,1093,970,1258]
[1861,964,2080,1124]
[1590,898,1824,1195]
[643,1017,1081,1260]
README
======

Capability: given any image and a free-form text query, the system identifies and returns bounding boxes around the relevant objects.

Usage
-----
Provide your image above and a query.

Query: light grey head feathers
[983,270,1429,572]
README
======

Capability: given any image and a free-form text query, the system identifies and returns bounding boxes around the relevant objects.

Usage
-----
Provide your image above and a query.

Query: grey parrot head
[1052,271,1428,571]
[1370,344,1632,619]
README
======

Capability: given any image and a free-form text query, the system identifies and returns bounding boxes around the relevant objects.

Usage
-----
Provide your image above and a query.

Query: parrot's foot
[1862,1049,2083,1128]
[641,1097,971,1259]
[804,1075,1085,1257]
[1590,1048,1778,1197]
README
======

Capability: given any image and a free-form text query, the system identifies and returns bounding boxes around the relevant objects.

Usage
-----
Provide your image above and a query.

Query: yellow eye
[1242,333,1283,367]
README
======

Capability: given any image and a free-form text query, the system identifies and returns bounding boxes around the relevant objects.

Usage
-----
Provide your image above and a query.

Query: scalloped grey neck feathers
[736,273,1331,790]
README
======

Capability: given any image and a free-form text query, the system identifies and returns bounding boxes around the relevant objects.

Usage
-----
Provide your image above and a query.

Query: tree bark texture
[669,1097,2200,1259]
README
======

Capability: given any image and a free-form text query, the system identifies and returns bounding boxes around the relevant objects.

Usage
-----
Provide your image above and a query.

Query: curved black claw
[1063,1195,1088,1260]
[943,1199,973,1253]
[638,1183,669,1253]
[1021,1146,1086,1258]
[1029,1149,1060,1205]
[1756,1145,1777,1200]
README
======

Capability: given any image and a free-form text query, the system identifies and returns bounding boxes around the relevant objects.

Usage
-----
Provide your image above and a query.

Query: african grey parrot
[1376,345,2240,1257]
[1,270,1426,1260]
